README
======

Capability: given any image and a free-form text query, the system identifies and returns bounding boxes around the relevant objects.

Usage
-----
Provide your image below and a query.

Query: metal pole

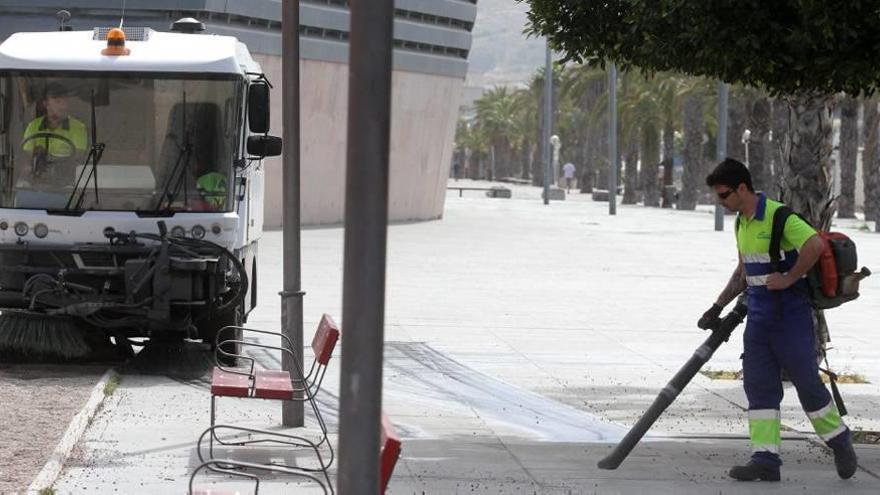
[338,0,394,492]
[542,40,552,205]
[608,64,618,215]
[281,0,304,426]
[715,82,728,231]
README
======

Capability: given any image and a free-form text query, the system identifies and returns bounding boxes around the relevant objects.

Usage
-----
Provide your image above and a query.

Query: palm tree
[678,91,705,210]
[510,87,538,180]
[777,94,836,229]
[561,63,607,192]
[770,97,788,195]
[454,117,488,179]
[473,87,520,180]
[672,77,719,210]
[863,99,880,227]
[657,74,685,207]
[837,97,859,219]
[527,66,563,186]
[726,88,747,163]
[746,91,773,192]
[619,73,666,206]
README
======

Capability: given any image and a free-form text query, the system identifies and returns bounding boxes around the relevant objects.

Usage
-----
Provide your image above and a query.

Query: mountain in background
[466,0,545,89]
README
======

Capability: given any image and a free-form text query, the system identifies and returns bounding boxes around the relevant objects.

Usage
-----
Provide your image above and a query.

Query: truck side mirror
[248,83,270,134]
[247,135,282,158]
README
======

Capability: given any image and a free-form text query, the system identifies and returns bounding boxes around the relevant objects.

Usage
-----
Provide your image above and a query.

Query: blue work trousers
[743,288,849,468]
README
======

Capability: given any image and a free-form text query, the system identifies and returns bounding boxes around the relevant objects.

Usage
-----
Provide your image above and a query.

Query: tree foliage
[523,1,880,97]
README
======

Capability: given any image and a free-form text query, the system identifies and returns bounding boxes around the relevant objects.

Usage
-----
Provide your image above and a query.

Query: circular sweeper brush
[0,309,91,361]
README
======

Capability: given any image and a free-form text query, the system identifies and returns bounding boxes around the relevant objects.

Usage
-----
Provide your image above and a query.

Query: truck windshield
[0,72,242,212]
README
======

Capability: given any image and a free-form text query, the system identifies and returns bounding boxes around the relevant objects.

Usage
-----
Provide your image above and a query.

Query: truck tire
[199,307,242,366]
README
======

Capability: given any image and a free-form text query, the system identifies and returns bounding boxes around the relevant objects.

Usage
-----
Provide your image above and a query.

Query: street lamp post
[608,63,618,215]
[550,134,561,187]
[542,40,552,205]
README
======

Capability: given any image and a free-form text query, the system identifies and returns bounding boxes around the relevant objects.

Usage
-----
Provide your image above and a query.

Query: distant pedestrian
[699,158,856,482]
[562,162,576,193]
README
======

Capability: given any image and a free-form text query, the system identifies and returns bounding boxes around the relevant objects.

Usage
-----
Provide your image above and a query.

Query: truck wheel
[200,307,242,366]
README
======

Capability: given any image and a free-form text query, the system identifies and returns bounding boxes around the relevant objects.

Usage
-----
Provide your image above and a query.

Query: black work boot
[729,461,781,481]
[832,440,858,479]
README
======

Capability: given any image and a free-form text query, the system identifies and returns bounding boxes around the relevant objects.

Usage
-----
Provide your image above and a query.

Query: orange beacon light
[101,28,130,56]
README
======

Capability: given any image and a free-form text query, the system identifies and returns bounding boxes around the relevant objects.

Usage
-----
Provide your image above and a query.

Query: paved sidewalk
[51,180,880,494]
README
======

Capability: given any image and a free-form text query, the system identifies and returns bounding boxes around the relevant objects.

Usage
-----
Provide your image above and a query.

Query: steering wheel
[21,132,77,158]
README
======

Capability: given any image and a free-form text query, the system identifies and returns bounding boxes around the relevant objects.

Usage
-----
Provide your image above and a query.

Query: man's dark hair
[706,158,754,192]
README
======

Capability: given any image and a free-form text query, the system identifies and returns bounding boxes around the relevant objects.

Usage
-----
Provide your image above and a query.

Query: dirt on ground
[0,364,106,494]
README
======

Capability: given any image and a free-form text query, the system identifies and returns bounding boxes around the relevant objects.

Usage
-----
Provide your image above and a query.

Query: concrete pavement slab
[49,181,880,493]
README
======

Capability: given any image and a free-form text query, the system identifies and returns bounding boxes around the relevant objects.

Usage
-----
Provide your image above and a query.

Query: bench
[497,176,531,185]
[447,186,511,198]
[189,457,329,494]
[189,413,403,495]
[209,315,340,471]
[380,413,402,494]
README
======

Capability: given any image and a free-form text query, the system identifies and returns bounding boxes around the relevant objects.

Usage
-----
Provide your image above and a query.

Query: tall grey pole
[608,64,618,215]
[542,40,552,205]
[281,0,304,426]
[338,0,393,492]
[715,82,728,231]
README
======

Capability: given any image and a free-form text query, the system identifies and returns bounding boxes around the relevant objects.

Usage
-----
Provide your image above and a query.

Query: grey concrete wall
[255,54,463,226]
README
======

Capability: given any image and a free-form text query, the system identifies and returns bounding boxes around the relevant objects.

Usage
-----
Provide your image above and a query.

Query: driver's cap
[44,81,72,99]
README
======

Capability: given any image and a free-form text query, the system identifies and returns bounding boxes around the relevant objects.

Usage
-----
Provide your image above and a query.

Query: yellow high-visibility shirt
[22,116,87,157]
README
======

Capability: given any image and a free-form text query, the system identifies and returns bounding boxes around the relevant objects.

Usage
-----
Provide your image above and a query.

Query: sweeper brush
[0,309,91,360]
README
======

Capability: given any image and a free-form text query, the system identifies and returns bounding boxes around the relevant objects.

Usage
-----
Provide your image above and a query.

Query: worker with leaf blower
[701,158,857,482]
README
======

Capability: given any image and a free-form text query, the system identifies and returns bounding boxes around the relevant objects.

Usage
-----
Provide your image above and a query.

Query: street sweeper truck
[0,19,280,359]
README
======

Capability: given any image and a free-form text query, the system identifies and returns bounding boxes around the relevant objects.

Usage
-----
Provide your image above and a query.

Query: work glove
[697,303,723,330]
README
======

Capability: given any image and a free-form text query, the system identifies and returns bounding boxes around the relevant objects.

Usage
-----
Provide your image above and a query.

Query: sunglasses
[717,189,735,200]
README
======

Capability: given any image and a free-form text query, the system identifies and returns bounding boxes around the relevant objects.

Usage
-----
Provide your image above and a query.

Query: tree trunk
[726,94,747,163]
[771,97,789,196]
[678,95,703,210]
[519,139,533,180]
[641,124,661,207]
[778,93,835,230]
[533,86,547,186]
[622,126,639,204]
[837,97,859,219]
[661,120,675,207]
[863,100,880,226]
[578,77,606,193]
[747,95,772,192]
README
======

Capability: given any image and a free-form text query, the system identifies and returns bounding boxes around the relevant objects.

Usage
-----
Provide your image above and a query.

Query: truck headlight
[170,226,186,237]
[191,224,206,239]
[34,223,49,238]
[14,222,28,236]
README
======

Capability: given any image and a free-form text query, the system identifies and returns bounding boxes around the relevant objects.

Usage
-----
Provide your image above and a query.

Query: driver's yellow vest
[21,116,88,157]
[197,172,228,209]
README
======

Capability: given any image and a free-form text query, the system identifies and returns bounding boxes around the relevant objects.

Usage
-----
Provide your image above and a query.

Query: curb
[27,368,118,495]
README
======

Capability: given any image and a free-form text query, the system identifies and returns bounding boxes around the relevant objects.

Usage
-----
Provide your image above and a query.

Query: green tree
[474,87,520,180]
[524,0,880,228]
[561,64,607,192]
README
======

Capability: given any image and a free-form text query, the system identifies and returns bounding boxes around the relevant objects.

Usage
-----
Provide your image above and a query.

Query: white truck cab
[0,22,279,358]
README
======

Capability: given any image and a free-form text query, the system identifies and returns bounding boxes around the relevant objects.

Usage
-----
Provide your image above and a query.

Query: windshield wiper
[152,91,193,214]
[66,90,105,211]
